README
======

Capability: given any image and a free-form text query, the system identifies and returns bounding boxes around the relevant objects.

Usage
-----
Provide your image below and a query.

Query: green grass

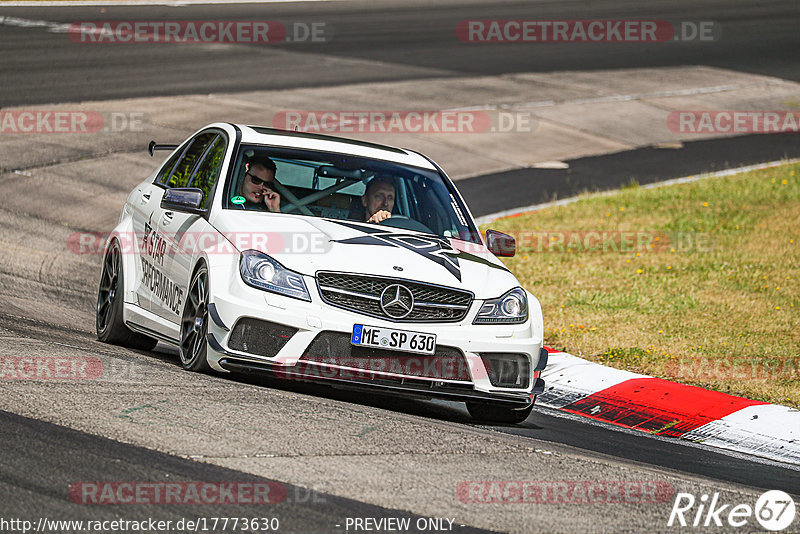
[486,162,800,406]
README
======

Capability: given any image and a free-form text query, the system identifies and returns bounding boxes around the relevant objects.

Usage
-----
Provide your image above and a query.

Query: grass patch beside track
[489,162,799,407]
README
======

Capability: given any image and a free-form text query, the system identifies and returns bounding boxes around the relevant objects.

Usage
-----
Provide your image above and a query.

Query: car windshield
[224,144,482,244]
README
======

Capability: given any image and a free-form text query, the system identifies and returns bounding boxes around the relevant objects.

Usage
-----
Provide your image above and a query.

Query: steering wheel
[378,215,433,233]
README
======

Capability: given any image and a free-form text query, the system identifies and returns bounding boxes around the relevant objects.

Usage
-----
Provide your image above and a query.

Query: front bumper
[209,334,545,407]
[205,270,546,406]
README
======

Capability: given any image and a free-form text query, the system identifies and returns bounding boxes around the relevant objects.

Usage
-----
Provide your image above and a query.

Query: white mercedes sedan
[96,123,547,423]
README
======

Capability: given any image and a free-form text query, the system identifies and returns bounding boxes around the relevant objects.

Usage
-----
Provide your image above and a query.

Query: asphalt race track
[0,409,493,534]
[0,0,798,105]
[1,1,799,533]
[464,132,800,217]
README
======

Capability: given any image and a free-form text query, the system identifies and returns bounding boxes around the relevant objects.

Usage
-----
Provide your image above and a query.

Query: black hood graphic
[330,220,462,281]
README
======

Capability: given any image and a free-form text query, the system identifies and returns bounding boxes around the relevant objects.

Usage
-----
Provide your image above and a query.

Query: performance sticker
[143,222,166,266]
[141,223,183,314]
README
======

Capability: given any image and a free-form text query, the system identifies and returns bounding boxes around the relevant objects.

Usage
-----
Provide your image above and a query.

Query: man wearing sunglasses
[240,156,281,212]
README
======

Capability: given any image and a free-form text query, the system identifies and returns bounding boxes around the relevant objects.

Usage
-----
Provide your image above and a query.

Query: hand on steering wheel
[366,209,393,223]
[378,214,409,224]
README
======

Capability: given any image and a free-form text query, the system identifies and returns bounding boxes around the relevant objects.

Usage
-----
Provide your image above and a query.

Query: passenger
[239,156,281,212]
[361,176,395,223]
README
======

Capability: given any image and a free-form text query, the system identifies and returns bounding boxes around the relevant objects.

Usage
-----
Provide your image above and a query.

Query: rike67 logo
[668,490,796,531]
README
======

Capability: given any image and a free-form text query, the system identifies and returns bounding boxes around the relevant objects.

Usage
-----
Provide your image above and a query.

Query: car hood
[211,213,519,298]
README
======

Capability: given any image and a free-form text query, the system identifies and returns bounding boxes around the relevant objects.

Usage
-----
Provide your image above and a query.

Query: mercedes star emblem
[380,284,414,319]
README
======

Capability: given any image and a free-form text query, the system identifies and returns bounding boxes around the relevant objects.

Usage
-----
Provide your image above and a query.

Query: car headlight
[473,287,528,324]
[239,250,311,302]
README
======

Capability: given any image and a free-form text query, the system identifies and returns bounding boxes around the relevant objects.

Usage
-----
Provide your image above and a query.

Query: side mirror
[485,229,516,257]
[160,187,205,215]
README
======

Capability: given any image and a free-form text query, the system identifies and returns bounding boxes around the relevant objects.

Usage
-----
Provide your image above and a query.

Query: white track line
[454,82,781,112]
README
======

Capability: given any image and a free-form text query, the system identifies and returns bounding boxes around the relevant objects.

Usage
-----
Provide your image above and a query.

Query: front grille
[228,318,297,358]
[316,272,473,322]
[300,332,472,382]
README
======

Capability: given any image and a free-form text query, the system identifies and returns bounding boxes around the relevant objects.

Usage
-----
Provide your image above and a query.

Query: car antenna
[147,140,179,157]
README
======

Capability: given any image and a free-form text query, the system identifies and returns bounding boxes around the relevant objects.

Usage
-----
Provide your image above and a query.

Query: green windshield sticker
[231,196,246,205]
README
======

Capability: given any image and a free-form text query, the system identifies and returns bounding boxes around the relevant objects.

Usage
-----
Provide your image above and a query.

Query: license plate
[351,324,436,355]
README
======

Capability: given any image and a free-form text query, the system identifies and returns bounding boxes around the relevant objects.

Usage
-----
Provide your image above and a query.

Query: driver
[361,176,395,223]
[239,156,281,212]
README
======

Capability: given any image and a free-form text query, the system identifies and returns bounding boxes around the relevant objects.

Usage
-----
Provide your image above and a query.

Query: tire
[96,240,158,351]
[466,402,534,424]
[179,263,211,372]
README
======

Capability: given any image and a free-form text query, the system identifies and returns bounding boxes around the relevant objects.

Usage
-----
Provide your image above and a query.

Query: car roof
[232,124,438,170]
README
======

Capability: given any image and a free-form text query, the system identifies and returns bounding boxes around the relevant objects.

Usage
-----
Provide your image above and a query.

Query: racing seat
[347,197,367,221]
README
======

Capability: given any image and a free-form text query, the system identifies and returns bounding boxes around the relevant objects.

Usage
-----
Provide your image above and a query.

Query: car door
[149,131,227,322]
[132,145,184,313]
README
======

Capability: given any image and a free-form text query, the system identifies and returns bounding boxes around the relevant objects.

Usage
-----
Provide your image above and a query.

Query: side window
[188,135,227,208]
[154,145,185,185]
[163,132,217,189]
